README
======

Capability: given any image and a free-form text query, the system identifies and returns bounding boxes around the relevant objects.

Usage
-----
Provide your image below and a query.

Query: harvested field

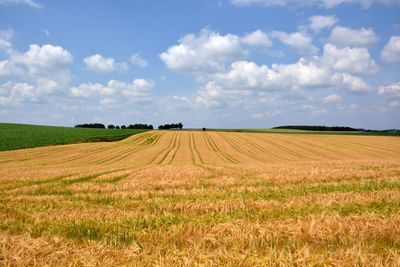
[1,130,400,266]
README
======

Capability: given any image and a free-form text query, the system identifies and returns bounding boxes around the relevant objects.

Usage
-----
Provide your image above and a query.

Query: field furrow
[1,130,400,266]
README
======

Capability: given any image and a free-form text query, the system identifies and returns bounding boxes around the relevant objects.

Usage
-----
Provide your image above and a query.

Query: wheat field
[0,130,400,266]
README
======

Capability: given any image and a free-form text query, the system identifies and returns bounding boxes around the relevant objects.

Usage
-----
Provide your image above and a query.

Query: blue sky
[0,0,400,129]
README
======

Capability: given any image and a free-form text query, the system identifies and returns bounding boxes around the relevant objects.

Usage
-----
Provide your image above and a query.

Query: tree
[75,123,105,129]
[157,123,183,130]
[116,126,120,129]
[121,125,126,129]
[107,124,115,129]
[202,127,206,131]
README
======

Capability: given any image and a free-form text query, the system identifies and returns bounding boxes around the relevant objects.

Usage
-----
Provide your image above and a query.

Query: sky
[0,0,400,129]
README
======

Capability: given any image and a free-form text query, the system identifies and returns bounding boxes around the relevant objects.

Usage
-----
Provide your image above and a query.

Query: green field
[0,123,148,151]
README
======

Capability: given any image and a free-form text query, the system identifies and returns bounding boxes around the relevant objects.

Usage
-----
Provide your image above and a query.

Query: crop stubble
[0,131,400,266]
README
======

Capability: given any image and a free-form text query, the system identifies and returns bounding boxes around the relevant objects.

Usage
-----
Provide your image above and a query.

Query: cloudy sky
[1,0,400,129]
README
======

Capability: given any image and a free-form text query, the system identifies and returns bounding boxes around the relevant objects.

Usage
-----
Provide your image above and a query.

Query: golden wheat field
[0,130,400,266]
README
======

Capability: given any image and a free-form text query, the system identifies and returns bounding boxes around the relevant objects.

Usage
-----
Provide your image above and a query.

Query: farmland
[0,123,148,151]
[0,130,400,266]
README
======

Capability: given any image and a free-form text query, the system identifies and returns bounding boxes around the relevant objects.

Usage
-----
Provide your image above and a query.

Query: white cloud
[381,36,400,63]
[70,82,116,98]
[230,0,400,9]
[0,60,22,77]
[83,54,128,73]
[0,81,37,105]
[271,31,318,55]
[323,94,342,103]
[70,79,154,103]
[328,26,378,47]
[0,28,15,54]
[340,73,371,92]
[42,29,50,37]
[0,28,14,41]
[5,44,73,89]
[130,53,148,67]
[0,0,42,8]
[160,29,246,73]
[251,110,281,119]
[100,98,117,108]
[378,82,400,97]
[13,44,73,75]
[299,104,328,116]
[308,15,338,32]
[322,43,378,75]
[240,29,272,47]
[195,58,370,108]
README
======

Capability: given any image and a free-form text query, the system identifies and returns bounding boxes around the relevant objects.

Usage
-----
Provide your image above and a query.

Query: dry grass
[0,131,399,266]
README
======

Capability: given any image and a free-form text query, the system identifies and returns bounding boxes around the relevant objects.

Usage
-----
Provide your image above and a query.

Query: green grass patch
[0,123,149,151]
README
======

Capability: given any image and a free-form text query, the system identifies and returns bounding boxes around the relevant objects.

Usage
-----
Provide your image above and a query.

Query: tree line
[74,123,153,129]
[158,123,183,130]
[273,125,361,131]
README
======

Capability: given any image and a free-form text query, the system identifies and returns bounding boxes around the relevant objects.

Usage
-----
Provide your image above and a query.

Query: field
[0,123,148,151]
[0,130,400,266]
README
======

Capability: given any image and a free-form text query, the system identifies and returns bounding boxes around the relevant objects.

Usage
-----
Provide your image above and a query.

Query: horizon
[2,121,400,132]
[1,1,400,130]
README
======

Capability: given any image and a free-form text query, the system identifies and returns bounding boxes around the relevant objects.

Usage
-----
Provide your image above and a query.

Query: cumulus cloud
[13,44,73,75]
[0,81,37,105]
[378,82,400,97]
[0,28,15,54]
[381,36,400,63]
[340,73,370,92]
[299,104,328,116]
[130,53,148,67]
[240,29,272,47]
[0,0,42,8]
[83,54,128,73]
[230,0,400,9]
[0,60,22,77]
[251,110,281,119]
[322,43,378,75]
[0,33,76,106]
[323,94,342,103]
[328,26,378,47]
[378,82,400,109]
[194,42,374,108]
[271,31,318,55]
[70,79,154,103]
[160,29,246,73]
[308,15,338,33]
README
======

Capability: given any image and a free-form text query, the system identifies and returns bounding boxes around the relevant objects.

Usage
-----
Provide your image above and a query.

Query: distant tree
[75,123,105,129]
[273,125,362,132]
[116,126,120,129]
[121,125,126,129]
[107,124,115,129]
[202,127,206,131]
[157,123,184,130]
[127,123,153,129]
